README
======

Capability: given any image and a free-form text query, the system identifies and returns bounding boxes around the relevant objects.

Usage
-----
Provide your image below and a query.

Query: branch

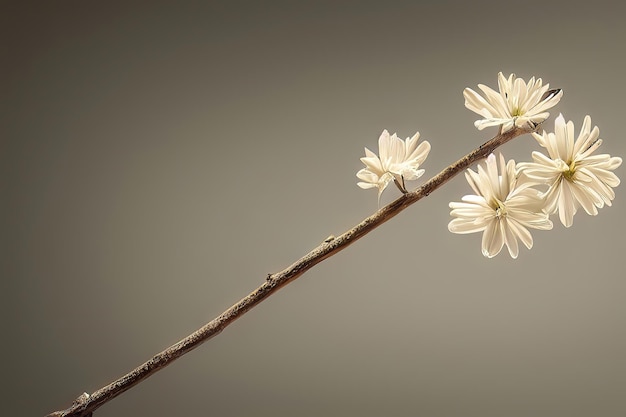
[47,125,535,417]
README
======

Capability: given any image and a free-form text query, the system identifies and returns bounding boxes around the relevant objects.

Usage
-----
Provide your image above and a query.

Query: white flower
[357,129,431,199]
[448,153,553,259]
[517,114,622,227]
[464,72,562,132]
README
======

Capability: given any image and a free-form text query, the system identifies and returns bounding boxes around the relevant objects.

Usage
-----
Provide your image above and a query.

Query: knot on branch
[46,392,92,417]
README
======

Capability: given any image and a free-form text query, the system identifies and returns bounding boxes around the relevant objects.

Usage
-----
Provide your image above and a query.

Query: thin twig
[47,125,535,417]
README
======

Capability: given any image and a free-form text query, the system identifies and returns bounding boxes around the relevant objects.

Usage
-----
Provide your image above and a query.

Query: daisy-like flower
[448,153,553,258]
[464,72,562,132]
[517,114,622,227]
[357,129,431,199]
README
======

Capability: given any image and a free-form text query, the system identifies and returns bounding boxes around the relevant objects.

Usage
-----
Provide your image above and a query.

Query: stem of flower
[393,176,408,194]
[46,124,535,417]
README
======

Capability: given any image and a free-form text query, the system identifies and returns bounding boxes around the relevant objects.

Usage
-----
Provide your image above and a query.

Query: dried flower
[464,72,562,132]
[357,130,431,199]
[449,153,553,258]
[518,114,622,227]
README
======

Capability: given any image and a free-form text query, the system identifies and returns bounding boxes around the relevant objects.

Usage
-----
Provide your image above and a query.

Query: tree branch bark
[47,125,534,417]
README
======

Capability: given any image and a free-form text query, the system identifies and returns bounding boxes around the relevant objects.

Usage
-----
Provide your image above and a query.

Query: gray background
[3,1,626,416]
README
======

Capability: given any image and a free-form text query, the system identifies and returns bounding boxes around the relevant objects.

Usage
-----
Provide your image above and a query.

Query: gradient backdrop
[4,2,626,416]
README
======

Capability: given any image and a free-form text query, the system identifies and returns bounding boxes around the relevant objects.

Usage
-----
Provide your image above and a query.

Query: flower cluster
[448,73,621,258]
[357,72,622,259]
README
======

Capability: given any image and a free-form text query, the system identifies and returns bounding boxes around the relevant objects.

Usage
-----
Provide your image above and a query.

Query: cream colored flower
[448,153,553,258]
[517,114,622,227]
[357,129,431,199]
[464,72,562,132]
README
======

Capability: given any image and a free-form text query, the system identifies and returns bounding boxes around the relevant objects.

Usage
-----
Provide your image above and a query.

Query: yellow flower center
[493,198,507,219]
[564,162,577,181]
[559,159,577,181]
